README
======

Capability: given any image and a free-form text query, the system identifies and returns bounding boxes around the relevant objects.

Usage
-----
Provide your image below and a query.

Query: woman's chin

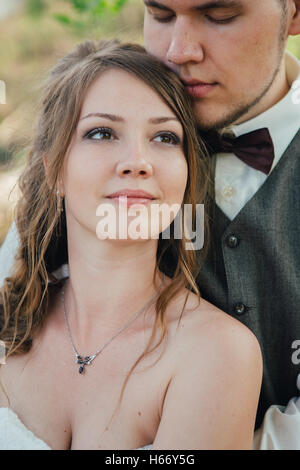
[95,230,161,243]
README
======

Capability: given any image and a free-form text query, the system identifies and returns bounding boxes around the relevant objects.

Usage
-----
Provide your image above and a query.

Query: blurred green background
[0,0,299,245]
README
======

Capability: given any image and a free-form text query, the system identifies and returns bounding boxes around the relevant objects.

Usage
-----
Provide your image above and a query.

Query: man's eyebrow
[193,0,242,11]
[80,113,124,122]
[143,0,242,11]
[143,1,172,11]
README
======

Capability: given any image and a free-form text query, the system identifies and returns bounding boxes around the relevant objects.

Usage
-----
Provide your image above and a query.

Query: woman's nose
[116,155,153,179]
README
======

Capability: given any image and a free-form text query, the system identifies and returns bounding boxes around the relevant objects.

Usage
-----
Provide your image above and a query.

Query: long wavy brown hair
[0,40,210,417]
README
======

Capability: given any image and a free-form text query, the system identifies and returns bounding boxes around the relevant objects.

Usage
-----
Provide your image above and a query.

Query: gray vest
[197,130,300,429]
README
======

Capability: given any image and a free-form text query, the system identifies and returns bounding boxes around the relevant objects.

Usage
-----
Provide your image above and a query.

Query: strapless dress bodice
[0,408,152,450]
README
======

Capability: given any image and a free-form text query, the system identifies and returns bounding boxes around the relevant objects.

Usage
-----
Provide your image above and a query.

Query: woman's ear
[43,155,65,196]
[56,179,65,197]
[288,0,300,36]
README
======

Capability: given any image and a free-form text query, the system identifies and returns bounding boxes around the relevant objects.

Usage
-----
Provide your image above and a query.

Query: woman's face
[61,68,188,242]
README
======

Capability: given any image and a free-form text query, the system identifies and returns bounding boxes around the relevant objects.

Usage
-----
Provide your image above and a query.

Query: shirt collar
[227,52,300,172]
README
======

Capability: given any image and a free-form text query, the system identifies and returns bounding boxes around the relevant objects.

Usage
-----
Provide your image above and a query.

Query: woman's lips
[109,196,155,207]
[184,82,218,99]
[106,189,157,207]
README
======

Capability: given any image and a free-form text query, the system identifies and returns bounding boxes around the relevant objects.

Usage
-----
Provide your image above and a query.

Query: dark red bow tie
[203,127,275,175]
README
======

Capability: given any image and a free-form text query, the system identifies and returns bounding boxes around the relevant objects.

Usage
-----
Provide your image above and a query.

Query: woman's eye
[84,127,115,141]
[153,132,180,145]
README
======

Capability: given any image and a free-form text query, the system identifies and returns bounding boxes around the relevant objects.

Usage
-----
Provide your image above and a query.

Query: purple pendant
[76,355,92,374]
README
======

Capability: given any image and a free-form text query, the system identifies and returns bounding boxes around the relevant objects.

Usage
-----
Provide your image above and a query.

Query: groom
[143,0,300,429]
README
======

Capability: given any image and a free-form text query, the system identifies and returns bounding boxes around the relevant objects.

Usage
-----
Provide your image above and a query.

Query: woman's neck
[62,233,163,352]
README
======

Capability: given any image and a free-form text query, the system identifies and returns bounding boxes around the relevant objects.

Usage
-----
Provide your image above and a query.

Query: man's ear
[288,0,300,35]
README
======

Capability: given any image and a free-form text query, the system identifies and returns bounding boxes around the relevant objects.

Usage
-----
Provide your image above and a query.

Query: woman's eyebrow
[80,113,124,122]
[79,113,179,124]
[149,117,179,124]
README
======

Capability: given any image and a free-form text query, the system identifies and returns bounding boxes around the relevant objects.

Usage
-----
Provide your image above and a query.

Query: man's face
[144,0,289,130]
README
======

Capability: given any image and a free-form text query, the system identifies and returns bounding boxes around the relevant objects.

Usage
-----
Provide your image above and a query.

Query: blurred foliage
[26,0,130,17]
[0,0,143,128]
[288,35,300,58]
[54,0,133,34]
[64,0,128,14]
[25,0,131,33]
[26,0,47,17]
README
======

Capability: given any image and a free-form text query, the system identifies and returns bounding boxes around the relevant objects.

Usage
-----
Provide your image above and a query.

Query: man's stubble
[197,9,288,132]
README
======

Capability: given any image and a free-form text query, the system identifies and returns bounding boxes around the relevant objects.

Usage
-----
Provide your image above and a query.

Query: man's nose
[166,19,204,66]
[116,147,153,178]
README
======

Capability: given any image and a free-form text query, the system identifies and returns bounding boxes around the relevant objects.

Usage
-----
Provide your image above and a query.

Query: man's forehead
[144,0,245,11]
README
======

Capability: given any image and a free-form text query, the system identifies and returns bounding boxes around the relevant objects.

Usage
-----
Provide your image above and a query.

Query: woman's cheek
[166,156,188,199]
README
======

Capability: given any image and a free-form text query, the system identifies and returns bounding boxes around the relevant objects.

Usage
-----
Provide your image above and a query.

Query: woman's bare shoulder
[168,287,262,371]
[154,289,262,450]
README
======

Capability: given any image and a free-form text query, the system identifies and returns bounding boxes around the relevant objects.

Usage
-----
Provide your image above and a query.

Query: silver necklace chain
[62,274,165,374]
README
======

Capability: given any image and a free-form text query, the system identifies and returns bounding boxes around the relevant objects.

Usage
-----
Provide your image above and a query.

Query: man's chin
[193,101,252,131]
[195,111,248,132]
[194,79,280,131]
[195,116,234,132]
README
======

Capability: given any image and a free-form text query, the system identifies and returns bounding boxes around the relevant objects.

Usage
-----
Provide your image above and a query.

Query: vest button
[234,303,247,316]
[226,235,240,248]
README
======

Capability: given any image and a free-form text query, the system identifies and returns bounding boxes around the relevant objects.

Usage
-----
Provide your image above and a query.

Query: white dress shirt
[215,52,300,221]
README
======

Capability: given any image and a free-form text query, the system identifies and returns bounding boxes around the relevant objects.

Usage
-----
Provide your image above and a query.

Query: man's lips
[182,79,218,99]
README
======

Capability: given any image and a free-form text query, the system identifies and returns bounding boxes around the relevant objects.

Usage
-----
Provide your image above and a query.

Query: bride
[0,40,262,450]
